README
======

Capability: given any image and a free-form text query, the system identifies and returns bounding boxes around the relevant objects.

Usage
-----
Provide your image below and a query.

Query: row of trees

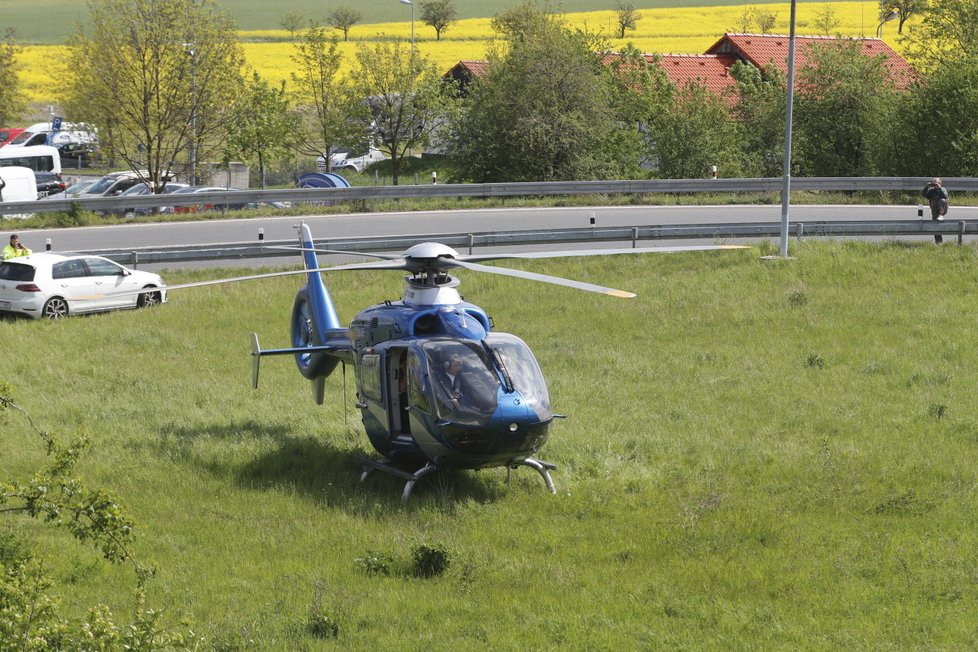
[282,0,459,43]
[1,0,976,192]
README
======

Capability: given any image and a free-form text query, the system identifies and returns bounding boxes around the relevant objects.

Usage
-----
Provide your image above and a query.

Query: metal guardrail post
[632,227,639,248]
[796,223,804,238]
[958,221,966,245]
[467,233,474,255]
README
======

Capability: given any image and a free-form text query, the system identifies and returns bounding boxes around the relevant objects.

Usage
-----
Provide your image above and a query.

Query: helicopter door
[386,349,411,438]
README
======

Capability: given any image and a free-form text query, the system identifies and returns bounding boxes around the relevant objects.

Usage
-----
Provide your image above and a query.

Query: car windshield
[8,131,34,146]
[120,183,150,196]
[0,261,35,282]
[65,180,94,194]
[86,176,120,194]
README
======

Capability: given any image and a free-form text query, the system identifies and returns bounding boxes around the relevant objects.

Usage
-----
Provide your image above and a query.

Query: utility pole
[184,42,197,185]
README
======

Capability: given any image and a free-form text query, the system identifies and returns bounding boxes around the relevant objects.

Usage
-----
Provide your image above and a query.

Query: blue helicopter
[151,222,743,500]
[223,223,745,501]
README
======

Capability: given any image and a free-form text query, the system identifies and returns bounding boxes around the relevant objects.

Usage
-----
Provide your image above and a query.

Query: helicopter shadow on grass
[153,419,510,512]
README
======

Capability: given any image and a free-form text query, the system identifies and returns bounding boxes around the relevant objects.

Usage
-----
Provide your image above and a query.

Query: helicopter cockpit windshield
[423,340,500,424]
[485,333,551,419]
[420,335,551,425]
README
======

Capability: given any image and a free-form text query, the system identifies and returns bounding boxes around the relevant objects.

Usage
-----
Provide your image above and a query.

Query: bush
[411,543,451,578]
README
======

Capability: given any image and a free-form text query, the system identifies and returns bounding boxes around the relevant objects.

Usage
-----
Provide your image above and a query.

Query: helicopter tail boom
[298,222,342,332]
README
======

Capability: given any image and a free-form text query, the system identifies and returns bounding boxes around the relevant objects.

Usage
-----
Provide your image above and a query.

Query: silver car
[0,252,167,319]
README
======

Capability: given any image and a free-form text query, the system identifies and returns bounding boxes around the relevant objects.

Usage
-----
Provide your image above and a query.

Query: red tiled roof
[648,54,740,97]
[444,60,489,79]
[706,33,916,88]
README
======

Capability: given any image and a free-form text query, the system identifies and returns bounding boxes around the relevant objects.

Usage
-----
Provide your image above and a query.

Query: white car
[0,253,166,319]
[318,148,387,173]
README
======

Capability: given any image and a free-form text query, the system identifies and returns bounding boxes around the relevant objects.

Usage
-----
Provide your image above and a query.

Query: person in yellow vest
[2,234,32,260]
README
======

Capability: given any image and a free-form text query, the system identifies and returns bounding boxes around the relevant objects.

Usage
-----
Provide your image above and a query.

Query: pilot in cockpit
[437,353,465,404]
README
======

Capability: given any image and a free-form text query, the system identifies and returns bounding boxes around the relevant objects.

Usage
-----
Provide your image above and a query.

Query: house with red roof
[702,33,916,89]
[444,33,916,98]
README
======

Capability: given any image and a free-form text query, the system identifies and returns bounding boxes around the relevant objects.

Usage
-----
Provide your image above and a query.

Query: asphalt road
[17,203,978,270]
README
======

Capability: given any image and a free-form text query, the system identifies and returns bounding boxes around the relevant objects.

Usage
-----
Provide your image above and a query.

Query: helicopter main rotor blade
[99,259,412,298]
[457,244,751,263]
[446,259,636,298]
[262,245,404,261]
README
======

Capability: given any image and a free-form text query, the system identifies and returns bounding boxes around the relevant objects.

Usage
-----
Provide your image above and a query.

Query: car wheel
[137,287,161,308]
[42,297,69,319]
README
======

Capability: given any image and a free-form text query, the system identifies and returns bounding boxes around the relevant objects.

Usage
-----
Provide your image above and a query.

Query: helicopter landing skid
[355,456,440,503]
[507,457,558,494]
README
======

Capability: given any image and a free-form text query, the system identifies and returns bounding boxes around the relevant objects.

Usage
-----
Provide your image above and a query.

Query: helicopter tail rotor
[290,223,348,384]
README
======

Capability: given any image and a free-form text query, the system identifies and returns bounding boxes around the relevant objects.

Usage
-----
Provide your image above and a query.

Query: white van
[6,122,97,149]
[0,145,62,175]
[0,167,39,217]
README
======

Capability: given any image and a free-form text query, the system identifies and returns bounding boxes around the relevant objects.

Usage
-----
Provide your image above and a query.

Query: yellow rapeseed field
[18,2,907,106]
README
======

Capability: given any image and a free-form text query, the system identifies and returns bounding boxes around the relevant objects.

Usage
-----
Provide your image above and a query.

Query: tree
[420,0,457,41]
[753,8,778,33]
[279,10,305,40]
[327,7,361,41]
[647,81,742,179]
[883,0,925,34]
[290,25,364,165]
[0,386,198,648]
[65,0,244,192]
[901,0,978,71]
[0,29,26,128]
[491,1,552,41]
[226,71,300,188]
[348,40,455,185]
[812,4,840,36]
[451,9,643,182]
[794,40,899,176]
[729,61,786,177]
[615,2,640,39]
[884,57,978,176]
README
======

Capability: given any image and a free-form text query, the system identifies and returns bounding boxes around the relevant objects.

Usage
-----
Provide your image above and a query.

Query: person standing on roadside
[2,234,32,260]
[922,177,949,244]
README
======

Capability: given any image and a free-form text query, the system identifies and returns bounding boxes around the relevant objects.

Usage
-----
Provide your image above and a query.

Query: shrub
[411,543,451,578]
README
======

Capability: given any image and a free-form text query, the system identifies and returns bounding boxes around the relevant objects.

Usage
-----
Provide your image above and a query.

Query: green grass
[9,0,828,44]
[3,240,978,648]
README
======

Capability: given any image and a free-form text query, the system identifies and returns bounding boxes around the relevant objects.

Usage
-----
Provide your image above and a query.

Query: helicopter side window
[407,350,430,414]
[360,353,382,402]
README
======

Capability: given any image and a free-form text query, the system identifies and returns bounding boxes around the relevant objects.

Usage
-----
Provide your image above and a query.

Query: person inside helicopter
[425,342,499,423]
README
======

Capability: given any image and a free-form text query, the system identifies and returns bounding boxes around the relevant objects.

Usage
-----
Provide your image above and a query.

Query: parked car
[318,148,387,173]
[80,171,147,197]
[40,179,96,201]
[34,171,66,197]
[57,142,97,167]
[114,182,189,217]
[0,253,166,319]
[162,186,247,214]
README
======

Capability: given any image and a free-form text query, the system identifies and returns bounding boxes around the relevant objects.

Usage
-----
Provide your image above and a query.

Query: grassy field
[9,0,847,44]
[3,240,978,647]
[14,1,904,107]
